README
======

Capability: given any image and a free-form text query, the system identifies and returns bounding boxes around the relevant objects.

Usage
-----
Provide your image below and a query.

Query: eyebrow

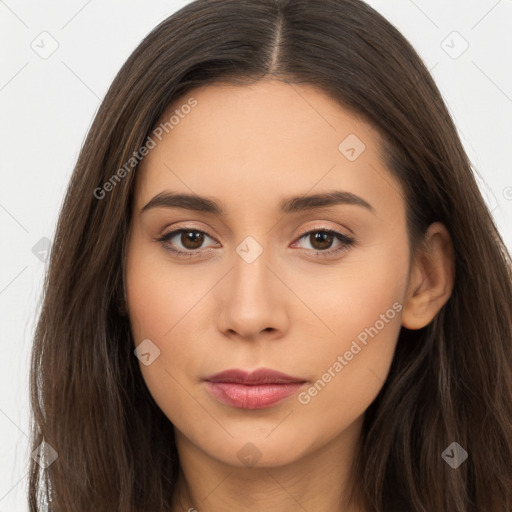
[141,190,375,215]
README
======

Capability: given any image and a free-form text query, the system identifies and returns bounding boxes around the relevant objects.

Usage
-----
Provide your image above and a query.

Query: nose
[216,244,289,342]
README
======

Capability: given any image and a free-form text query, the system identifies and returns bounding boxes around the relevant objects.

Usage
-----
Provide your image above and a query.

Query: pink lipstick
[204,368,307,409]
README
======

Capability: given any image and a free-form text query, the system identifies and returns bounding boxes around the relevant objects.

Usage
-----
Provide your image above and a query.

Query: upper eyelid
[160,225,349,238]
[160,218,352,237]
[295,226,351,239]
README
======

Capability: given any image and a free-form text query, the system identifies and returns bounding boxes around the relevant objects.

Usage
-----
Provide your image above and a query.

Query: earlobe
[401,222,455,330]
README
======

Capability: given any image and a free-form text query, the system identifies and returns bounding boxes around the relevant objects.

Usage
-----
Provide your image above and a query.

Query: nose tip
[216,252,288,341]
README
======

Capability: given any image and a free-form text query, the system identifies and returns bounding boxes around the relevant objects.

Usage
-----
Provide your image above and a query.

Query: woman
[29,0,512,510]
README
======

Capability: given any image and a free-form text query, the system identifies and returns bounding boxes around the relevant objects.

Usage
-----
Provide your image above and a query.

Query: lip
[204,368,308,409]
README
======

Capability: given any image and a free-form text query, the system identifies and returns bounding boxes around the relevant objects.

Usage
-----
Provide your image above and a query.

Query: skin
[125,79,455,512]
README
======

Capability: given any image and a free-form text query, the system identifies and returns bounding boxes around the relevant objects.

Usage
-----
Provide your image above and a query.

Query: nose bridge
[217,235,286,339]
[232,236,275,311]
[233,242,270,298]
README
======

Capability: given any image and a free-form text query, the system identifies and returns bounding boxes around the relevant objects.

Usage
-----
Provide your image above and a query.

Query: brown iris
[309,231,334,250]
[180,231,205,250]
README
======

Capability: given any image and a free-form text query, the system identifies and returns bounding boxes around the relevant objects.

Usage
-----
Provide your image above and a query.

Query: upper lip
[204,368,307,385]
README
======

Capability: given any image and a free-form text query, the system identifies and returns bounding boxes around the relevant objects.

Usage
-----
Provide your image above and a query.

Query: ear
[401,222,455,330]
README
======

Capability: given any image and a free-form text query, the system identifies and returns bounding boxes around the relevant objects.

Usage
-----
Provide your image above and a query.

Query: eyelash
[156,227,356,259]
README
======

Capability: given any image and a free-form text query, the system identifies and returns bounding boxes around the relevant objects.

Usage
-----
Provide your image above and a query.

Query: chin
[193,428,313,469]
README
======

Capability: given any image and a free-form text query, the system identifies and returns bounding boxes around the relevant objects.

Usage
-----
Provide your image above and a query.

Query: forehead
[134,80,404,222]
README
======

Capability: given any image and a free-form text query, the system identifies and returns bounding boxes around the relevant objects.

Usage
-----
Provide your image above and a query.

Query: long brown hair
[29,0,512,510]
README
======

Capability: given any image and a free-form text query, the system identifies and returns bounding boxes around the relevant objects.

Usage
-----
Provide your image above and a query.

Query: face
[125,79,411,468]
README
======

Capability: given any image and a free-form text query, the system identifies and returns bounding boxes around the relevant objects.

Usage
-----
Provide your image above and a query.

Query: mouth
[203,368,308,410]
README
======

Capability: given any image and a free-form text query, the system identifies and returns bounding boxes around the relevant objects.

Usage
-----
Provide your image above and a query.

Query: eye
[292,228,355,257]
[157,228,218,258]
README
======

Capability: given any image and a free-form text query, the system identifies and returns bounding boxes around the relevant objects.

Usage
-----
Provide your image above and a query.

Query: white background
[1,0,511,510]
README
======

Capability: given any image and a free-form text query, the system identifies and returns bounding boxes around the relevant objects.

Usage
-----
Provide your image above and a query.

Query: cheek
[125,243,216,426]
[126,241,211,340]
[289,241,407,421]
[286,235,407,353]
[292,286,403,446]
[296,307,402,410]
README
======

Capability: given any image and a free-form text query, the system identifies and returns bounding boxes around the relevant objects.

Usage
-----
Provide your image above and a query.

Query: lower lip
[205,381,306,409]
